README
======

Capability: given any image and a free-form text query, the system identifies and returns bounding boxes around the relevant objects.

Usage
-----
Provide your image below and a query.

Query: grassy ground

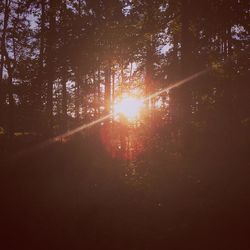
[0,129,249,250]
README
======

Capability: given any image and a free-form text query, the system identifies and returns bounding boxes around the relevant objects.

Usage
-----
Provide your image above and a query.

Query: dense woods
[0,1,249,249]
[0,0,248,138]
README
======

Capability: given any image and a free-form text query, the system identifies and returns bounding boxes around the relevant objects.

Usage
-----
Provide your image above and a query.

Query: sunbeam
[143,69,209,102]
[13,69,209,159]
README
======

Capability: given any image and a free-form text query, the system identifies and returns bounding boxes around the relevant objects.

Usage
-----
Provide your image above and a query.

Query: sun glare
[114,96,144,120]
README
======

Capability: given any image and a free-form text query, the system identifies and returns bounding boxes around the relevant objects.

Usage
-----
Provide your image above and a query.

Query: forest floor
[0,129,250,250]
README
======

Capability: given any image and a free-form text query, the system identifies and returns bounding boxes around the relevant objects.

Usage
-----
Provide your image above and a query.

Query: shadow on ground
[0,131,250,250]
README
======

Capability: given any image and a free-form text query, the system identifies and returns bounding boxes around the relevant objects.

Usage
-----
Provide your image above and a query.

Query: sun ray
[14,69,208,159]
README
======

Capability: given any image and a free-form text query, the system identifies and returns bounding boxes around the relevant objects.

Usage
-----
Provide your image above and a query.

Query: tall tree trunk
[60,0,68,131]
[46,0,56,134]
[0,0,10,128]
[179,0,193,152]
[180,0,192,116]
[104,64,111,114]
[4,37,14,137]
[0,52,4,122]
[168,31,179,124]
[120,59,124,94]
[112,68,115,120]
[97,66,101,116]
[180,0,191,77]
[93,71,98,118]
[61,65,67,130]
[6,61,14,137]
[74,69,81,121]
[227,26,232,56]
[37,0,45,132]
[145,39,154,122]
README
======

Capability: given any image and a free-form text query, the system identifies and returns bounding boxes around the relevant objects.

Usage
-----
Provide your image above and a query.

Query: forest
[0,0,249,249]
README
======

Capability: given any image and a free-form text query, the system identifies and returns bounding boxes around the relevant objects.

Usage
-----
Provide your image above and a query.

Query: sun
[114,95,144,120]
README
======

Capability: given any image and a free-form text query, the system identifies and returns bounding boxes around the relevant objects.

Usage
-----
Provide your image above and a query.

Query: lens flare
[14,69,209,159]
[114,96,144,120]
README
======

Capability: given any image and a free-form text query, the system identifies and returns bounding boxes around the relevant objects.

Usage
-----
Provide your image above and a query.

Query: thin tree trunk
[227,26,232,57]
[180,0,193,152]
[97,66,101,116]
[37,0,45,132]
[145,44,154,114]
[62,65,67,130]
[129,62,133,84]
[0,51,4,126]
[74,68,81,121]
[6,62,14,137]
[180,0,191,77]
[93,71,98,118]
[104,64,111,114]
[60,0,68,131]
[112,68,115,120]
[120,59,124,94]
[4,44,14,137]
[46,0,56,133]
[0,0,10,127]
[180,0,192,118]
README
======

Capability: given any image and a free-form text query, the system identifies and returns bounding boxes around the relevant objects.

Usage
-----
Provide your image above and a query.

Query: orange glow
[114,95,144,121]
